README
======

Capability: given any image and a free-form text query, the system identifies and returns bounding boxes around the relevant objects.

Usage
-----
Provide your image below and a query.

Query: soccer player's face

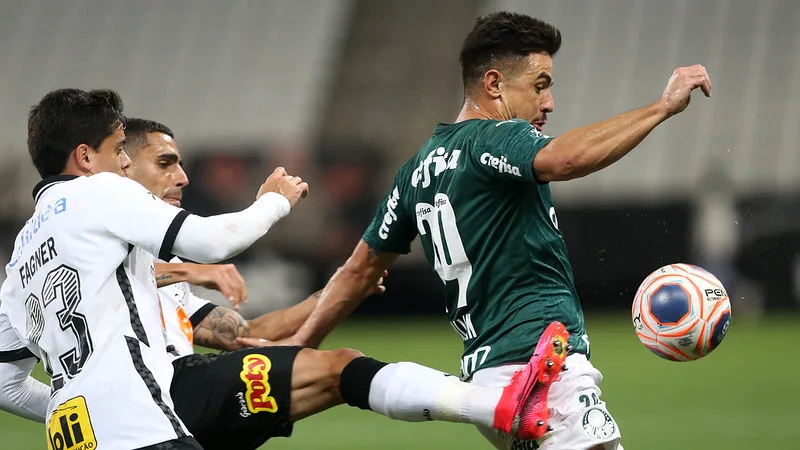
[92,125,130,176]
[126,132,189,207]
[499,52,555,130]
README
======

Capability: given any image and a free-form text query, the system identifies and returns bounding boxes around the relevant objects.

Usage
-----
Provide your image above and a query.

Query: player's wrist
[255,192,291,218]
[651,98,675,120]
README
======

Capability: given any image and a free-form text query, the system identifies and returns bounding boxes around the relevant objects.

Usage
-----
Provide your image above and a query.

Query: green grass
[2,314,798,449]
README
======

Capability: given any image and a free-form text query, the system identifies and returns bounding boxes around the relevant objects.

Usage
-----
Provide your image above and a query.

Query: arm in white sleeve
[0,358,49,422]
[172,192,291,263]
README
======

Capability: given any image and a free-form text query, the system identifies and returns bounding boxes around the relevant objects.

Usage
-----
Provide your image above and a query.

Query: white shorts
[471,354,623,450]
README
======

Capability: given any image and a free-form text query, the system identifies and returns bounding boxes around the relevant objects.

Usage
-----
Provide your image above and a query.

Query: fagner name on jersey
[19,236,58,289]
[411,147,461,188]
[479,153,521,176]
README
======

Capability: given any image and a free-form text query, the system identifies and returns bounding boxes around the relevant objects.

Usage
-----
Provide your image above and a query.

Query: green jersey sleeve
[362,163,418,254]
[471,119,554,183]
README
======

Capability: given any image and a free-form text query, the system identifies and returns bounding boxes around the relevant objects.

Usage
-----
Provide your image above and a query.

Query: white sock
[367,361,501,428]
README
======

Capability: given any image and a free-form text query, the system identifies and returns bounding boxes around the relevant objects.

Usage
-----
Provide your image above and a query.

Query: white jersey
[0,173,193,449]
[159,257,214,359]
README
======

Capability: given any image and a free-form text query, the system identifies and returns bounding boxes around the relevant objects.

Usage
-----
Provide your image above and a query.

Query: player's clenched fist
[659,65,712,117]
[257,166,310,207]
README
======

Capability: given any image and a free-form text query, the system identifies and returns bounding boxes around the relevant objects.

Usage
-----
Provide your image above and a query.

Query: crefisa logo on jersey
[411,147,461,188]
[47,396,97,450]
[379,186,402,240]
[238,354,278,416]
[479,153,521,177]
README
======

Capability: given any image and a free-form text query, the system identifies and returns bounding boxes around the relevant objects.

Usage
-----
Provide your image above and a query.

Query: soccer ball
[632,263,731,361]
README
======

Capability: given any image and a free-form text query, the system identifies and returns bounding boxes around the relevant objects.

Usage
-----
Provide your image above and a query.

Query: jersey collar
[32,175,78,203]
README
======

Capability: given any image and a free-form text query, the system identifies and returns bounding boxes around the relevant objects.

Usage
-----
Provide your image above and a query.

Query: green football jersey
[362,118,589,380]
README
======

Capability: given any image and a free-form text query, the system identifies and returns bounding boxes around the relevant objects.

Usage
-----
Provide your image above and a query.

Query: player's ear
[483,69,503,99]
[73,144,94,174]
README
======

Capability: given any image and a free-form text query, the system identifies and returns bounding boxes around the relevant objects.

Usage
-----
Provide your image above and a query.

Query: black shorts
[170,346,303,450]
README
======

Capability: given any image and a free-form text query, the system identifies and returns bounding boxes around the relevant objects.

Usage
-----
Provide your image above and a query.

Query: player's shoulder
[83,172,159,200]
[85,172,143,189]
[481,119,550,140]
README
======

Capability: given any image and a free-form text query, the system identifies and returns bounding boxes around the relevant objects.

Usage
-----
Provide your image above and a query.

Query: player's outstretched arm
[172,167,309,263]
[182,262,386,350]
[237,273,387,347]
[290,240,398,349]
[199,291,321,351]
[533,65,712,182]
[102,167,308,264]
[154,262,247,309]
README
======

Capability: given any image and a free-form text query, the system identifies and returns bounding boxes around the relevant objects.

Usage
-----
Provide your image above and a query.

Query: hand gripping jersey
[0,173,193,449]
[362,119,589,380]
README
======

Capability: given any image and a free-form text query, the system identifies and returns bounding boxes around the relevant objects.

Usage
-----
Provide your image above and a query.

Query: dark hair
[459,12,561,89]
[123,118,174,157]
[27,88,125,178]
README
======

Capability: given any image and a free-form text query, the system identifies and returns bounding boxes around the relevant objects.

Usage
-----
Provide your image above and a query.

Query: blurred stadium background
[0,0,798,448]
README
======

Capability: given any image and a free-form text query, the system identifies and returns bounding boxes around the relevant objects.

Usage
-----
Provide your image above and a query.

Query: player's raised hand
[182,263,248,310]
[660,65,712,117]
[257,166,310,207]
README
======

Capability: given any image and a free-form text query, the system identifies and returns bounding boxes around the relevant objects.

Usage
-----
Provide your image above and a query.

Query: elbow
[535,141,589,182]
[537,154,585,182]
[196,250,228,264]
[195,242,243,264]
[553,157,583,181]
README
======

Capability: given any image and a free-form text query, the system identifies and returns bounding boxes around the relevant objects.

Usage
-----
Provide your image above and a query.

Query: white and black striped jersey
[0,173,193,449]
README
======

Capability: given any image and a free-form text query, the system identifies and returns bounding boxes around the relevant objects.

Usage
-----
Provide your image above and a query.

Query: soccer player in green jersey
[274,11,711,450]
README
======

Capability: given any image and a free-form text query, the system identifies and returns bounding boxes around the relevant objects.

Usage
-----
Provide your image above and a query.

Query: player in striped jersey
[0,89,308,449]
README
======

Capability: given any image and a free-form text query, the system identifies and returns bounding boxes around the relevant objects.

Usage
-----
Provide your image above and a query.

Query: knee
[325,348,365,375]
[299,348,363,392]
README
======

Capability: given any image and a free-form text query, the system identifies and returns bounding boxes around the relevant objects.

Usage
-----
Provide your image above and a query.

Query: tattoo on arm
[366,246,378,262]
[155,274,174,287]
[193,307,250,351]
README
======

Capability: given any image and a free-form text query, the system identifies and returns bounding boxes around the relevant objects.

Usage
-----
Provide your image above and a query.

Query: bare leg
[288,348,363,422]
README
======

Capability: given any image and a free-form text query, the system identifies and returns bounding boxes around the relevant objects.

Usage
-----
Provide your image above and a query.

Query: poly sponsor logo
[411,147,461,188]
[479,153,521,177]
[239,354,278,414]
[47,396,96,450]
